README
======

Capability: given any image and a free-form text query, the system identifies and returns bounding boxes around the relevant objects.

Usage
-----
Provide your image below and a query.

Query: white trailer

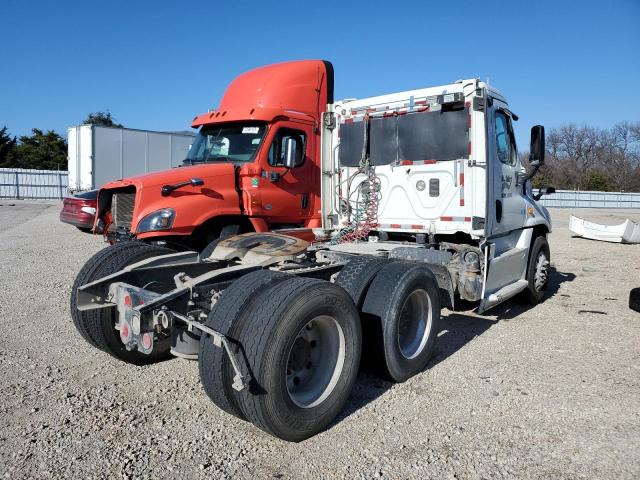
[67,125,195,192]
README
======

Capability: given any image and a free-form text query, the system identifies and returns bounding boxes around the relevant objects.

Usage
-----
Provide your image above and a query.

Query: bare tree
[599,122,639,190]
[541,122,640,192]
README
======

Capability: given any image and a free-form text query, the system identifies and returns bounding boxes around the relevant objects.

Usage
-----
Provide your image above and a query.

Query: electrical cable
[331,115,381,244]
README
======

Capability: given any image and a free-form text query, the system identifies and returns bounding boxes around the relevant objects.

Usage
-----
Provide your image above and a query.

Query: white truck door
[488,106,524,235]
[479,102,529,312]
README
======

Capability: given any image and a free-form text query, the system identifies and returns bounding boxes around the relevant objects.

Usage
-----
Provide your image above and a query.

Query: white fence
[539,189,640,209]
[0,168,69,200]
[1,169,639,207]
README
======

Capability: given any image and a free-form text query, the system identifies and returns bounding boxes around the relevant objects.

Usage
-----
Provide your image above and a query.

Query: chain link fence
[2,168,639,208]
[539,189,640,209]
[0,168,69,200]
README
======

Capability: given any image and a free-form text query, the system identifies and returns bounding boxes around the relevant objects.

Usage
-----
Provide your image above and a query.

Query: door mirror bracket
[533,186,556,201]
[269,171,280,183]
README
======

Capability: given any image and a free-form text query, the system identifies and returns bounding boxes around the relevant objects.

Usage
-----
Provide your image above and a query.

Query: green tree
[82,111,123,128]
[584,171,612,191]
[0,126,17,167]
[7,129,67,170]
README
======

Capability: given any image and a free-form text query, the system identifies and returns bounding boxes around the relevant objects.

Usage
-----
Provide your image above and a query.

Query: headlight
[136,208,175,233]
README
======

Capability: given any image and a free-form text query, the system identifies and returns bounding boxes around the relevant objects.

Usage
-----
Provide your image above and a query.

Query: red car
[60,190,98,232]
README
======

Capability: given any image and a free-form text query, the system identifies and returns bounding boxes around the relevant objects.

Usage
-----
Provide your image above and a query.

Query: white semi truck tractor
[71,63,555,441]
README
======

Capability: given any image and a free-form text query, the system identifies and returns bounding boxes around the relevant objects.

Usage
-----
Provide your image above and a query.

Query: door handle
[495,200,502,223]
[269,171,280,182]
[301,193,309,209]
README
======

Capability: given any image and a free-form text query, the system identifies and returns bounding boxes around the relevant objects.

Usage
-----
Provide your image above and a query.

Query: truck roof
[192,60,334,128]
[336,79,507,111]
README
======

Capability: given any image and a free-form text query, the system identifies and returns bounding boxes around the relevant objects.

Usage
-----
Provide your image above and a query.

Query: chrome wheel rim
[534,251,549,291]
[285,315,345,408]
[397,289,432,359]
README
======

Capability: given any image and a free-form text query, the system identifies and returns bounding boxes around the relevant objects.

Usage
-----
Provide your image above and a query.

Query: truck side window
[495,111,517,166]
[268,129,306,167]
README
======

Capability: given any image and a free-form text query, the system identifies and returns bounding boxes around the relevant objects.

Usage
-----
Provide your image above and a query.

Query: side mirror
[519,125,546,187]
[529,125,545,166]
[283,137,299,169]
[190,178,204,186]
[533,186,556,201]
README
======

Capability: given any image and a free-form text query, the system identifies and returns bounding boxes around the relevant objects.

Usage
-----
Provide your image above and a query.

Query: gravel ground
[0,201,639,479]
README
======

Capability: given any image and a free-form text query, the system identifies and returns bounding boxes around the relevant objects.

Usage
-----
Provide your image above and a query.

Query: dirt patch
[0,206,638,479]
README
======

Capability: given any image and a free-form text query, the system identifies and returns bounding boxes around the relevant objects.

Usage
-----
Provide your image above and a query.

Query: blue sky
[1,0,639,147]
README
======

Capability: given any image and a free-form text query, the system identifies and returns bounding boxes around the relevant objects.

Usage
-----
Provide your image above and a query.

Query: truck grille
[111,189,136,230]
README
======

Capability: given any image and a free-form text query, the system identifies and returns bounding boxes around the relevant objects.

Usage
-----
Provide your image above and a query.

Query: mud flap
[387,248,455,309]
[421,263,455,310]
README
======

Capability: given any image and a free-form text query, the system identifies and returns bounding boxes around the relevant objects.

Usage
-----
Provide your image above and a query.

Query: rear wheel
[334,256,391,308]
[235,277,361,442]
[70,242,174,364]
[198,269,290,420]
[71,242,146,348]
[361,262,441,382]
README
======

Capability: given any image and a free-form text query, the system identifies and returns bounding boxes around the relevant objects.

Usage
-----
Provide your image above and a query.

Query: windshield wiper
[183,156,234,164]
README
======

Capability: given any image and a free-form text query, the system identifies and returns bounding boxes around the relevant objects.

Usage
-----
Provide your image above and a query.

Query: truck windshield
[184,123,267,164]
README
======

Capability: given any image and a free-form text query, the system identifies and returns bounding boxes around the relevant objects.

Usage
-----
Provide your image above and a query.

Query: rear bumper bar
[81,279,250,391]
[169,311,248,391]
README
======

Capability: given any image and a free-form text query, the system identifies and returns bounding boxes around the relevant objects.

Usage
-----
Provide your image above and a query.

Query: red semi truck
[95,60,333,252]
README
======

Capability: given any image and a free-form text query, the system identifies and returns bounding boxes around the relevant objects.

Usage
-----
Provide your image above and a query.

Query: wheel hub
[285,316,345,408]
[287,337,312,373]
[397,289,432,360]
[534,251,549,291]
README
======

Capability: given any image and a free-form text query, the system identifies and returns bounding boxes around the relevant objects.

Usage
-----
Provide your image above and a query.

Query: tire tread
[198,269,289,419]
[335,256,390,308]
[70,241,174,364]
[236,278,361,441]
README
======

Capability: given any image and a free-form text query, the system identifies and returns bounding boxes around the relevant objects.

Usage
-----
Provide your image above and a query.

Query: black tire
[630,288,640,313]
[361,261,441,383]
[334,256,391,308]
[523,236,551,305]
[199,224,241,260]
[235,277,362,442]
[71,242,146,348]
[198,269,290,420]
[70,241,174,364]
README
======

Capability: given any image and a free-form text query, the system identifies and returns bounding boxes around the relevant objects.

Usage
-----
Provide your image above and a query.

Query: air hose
[332,115,380,244]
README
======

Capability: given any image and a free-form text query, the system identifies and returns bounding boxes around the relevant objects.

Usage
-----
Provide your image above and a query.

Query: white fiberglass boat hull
[569,215,640,244]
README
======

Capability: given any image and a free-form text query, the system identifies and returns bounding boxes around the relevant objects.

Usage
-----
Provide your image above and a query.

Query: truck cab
[322,79,553,312]
[95,60,334,251]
